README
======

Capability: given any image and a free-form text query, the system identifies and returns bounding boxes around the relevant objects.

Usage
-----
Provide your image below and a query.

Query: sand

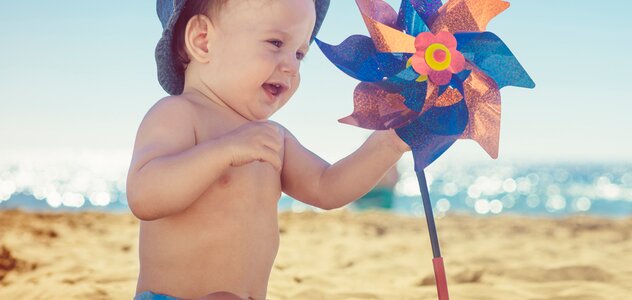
[1,209,631,300]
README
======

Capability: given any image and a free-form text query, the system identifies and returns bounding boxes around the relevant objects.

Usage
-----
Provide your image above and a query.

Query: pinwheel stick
[416,170,449,300]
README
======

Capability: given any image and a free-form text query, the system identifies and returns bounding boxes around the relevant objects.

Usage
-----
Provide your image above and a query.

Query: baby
[127,0,409,299]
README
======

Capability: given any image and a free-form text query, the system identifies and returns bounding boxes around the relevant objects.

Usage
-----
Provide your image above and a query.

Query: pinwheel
[316,0,535,298]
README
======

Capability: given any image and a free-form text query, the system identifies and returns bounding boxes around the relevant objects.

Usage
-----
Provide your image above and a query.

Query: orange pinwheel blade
[356,0,416,53]
[430,0,510,33]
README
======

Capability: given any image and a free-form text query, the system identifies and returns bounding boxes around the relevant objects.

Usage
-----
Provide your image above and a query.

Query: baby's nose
[280,56,300,77]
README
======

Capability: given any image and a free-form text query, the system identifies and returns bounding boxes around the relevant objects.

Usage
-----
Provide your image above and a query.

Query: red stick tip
[433,257,449,300]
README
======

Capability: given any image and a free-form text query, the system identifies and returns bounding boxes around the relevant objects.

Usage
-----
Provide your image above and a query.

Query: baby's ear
[184,15,214,64]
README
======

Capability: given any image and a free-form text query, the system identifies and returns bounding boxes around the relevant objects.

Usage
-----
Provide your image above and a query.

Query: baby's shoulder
[131,96,199,167]
[268,121,295,141]
[145,95,198,121]
[136,95,199,140]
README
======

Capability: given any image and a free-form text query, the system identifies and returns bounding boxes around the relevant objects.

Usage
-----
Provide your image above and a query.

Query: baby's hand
[379,129,411,154]
[218,121,284,171]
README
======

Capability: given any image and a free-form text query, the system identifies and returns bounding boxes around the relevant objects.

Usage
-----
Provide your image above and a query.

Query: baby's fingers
[259,146,283,172]
[256,128,283,153]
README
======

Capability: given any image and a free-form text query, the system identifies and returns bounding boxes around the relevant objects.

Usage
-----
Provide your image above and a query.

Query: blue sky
[1,0,631,165]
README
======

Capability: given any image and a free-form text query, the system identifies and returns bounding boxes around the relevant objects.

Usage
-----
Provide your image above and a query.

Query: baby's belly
[136,163,281,299]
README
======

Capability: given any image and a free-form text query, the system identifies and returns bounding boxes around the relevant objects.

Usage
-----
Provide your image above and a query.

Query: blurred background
[1,0,631,217]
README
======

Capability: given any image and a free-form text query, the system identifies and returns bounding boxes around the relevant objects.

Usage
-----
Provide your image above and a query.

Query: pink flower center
[433,49,447,63]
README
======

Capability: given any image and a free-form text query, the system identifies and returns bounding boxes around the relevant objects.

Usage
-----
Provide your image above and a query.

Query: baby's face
[201,0,316,121]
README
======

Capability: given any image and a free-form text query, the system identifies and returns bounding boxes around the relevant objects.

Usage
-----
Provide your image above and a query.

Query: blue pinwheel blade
[315,35,409,82]
[406,0,443,28]
[396,0,431,36]
[438,69,472,97]
[455,32,536,89]
[396,98,469,170]
[380,67,428,112]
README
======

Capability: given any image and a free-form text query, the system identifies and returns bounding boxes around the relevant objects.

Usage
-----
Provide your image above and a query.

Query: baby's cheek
[283,74,299,99]
[292,73,301,92]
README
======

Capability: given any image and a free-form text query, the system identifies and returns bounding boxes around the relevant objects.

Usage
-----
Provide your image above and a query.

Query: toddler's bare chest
[193,116,284,202]
[181,161,281,227]
[216,161,281,195]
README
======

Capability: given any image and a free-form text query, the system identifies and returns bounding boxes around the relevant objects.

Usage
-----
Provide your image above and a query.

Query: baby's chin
[247,109,278,121]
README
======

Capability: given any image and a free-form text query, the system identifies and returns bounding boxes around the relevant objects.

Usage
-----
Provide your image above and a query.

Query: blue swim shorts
[134,291,178,300]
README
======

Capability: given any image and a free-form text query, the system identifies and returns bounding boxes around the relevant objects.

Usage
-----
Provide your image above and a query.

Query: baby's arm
[281,128,409,210]
[126,97,283,220]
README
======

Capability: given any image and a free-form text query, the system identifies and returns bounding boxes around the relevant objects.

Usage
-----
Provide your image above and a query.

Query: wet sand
[1,209,631,299]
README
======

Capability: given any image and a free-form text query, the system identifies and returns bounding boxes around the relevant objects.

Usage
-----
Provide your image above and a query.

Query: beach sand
[1,210,631,300]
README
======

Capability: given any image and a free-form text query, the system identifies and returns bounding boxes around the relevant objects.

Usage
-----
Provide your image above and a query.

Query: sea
[1,150,631,218]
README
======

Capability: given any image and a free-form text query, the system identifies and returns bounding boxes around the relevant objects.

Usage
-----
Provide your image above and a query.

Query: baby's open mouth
[262,83,286,97]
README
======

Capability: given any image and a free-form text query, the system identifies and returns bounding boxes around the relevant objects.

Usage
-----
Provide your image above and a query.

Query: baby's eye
[268,40,283,48]
[296,51,306,60]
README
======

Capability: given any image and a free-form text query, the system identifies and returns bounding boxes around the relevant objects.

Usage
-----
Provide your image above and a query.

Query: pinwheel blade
[407,0,443,26]
[431,0,509,33]
[460,67,502,158]
[381,67,429,113]
[339,82,421,130]
[396,0,431,35]
[357,0,417,52]
[456,32,535,89]
[315,36,409,82]
[356,0,400,29]
[396,98,469,170]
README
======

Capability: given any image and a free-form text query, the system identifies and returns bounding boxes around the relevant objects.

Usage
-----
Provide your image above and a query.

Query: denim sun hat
[155,0,331,95]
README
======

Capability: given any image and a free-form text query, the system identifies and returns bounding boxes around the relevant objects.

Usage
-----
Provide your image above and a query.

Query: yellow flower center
[425,43,451,71]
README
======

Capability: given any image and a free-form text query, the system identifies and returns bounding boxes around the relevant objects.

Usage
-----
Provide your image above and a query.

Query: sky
[1,0,631,166]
